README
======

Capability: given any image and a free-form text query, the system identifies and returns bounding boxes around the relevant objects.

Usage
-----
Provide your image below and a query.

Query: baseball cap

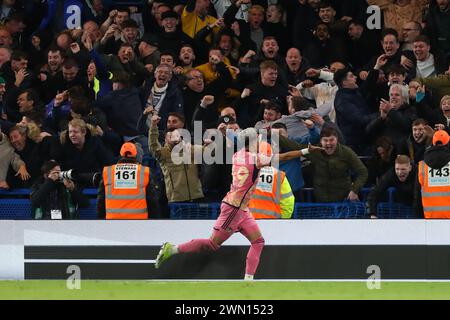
[161,11,179,21]
[120,142,138,158]
[432,130,450,146]
[140,34,159,47]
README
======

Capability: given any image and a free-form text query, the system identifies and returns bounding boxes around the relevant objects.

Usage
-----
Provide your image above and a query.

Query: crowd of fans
[0,0,450,219]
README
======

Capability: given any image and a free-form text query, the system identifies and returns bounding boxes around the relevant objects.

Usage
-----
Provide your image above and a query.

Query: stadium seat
[0,189,31,196]
[169,202,221,219]
[79,199,98,220]
[293,202,367,219]
[0,199,32,219]
[376,203,416,219]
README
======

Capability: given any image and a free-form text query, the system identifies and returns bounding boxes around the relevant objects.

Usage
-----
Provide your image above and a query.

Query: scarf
[150,83,169,114]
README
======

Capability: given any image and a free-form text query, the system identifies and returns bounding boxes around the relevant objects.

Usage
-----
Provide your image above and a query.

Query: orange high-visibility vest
[103,163,150,219]
[418,160,450,219]
[249,167,284,219]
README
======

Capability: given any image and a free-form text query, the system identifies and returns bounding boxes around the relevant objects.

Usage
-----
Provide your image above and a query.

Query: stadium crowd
[0,0,450,219]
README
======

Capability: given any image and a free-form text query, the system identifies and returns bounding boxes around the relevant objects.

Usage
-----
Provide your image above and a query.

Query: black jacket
[236,81,289,127]
[263,21,288,55]
[7,138,43,188]
[59,130,115,176]
[223,2,256,52]
[424,1,450,54]
[397,134,429,165]
[95,87,143,137]
[361,51,416,81]
[30,178,89,219]
[368,166,417,216]
[282,60,311,86]
[348,29,381,70]
[363,69,394,112]
[334,87,377,146]
[156,31,193,58]
[366,103,418,147]
[303,37,347,69]
[292,3,319,50]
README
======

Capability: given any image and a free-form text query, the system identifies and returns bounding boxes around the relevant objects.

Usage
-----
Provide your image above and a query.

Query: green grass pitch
[1,281,450,299]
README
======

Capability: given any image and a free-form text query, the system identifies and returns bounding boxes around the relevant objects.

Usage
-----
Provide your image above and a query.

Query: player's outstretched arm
[276,144,324,161]
[276,150,302,161]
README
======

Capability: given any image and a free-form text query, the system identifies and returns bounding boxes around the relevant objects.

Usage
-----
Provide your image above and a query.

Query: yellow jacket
[195,58,237,85]
[181,7,218,42]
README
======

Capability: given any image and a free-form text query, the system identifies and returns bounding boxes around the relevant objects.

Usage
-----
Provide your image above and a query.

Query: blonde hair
[440,95,450,108]
[60,118,97,144]
[249,5,265,15]
[395,155,411,165]
[68,118,87,133]
[25,122,42,143]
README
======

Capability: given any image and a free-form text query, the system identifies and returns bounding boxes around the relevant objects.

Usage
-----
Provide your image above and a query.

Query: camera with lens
[58,169,101,187]
[58,169,76,181]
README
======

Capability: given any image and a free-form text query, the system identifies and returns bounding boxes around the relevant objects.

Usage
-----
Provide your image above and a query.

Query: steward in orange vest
[249,166,295,219]
[249,141,295,219]
[97,142,156,219]
[416,130,450,219]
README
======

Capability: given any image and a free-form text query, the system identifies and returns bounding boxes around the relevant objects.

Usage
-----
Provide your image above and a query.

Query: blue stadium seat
[376,203,416,219]
[359,187,372,202]
[0,199,32,219]
[79,199,98,220]
[0,197,98,220]
[294,202,367,219]
[300,188,315,202]
[83,188,98,196]
[0,187,418,220]
[0,189,30,196]
[298,187,374,203]
[0,188,98,196]
[169,202,221,219]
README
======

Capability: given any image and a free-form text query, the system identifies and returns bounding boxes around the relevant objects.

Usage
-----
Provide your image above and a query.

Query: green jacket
[419,74,450,103]
[149,126,204,202]
[279,136,368,202]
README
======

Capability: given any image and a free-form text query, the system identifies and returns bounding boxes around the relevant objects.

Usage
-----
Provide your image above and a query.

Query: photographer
[30,160,89,220]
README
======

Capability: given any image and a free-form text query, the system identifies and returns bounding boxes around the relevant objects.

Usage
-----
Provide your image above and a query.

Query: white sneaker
[244,274,254,281]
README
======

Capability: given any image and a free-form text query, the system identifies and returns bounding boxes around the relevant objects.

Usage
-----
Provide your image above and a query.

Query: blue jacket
[89,49,112,99]
[95,87,143,137]
[279,129,319,192]
[334,87,377,146]
[279,159,303,192]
